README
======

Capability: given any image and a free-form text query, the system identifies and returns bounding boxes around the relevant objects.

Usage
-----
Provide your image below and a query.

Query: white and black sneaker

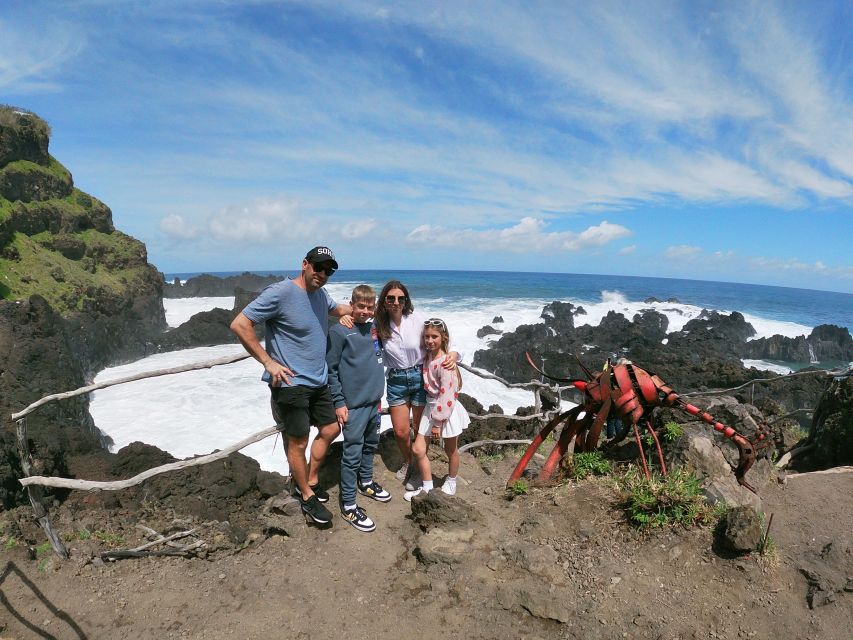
[301,495,332,525]
[294,483,330,503]
[341,505,376,533]
[358,480,392,503]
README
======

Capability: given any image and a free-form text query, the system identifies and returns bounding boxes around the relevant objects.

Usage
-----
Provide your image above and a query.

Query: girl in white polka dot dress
[404,318,469,501]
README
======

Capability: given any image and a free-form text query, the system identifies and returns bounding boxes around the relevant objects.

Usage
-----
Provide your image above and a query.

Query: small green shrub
[77,529,92,541]
[568,451,612,480]
[620,467,716,529]
[4,538,17,551]
[507,479,529,496]
[477,451,504,463]
[35,541,52,557]
[662,421,684,441]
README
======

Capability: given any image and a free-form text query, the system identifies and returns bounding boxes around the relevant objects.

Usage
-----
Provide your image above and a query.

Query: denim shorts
[386,364,426,407]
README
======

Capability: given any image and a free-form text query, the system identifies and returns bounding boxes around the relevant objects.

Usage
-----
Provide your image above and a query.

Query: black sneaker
[294,483,329,503]
[301,494,332,525]
[340,505,376,533]
[358,480,392,503]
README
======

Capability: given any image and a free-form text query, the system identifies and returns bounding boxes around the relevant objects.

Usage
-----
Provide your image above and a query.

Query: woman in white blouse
[374,280,458,489]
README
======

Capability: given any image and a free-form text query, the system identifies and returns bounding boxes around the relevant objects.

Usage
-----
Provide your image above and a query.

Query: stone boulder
[164,272,283,298]
[722,505,763,552]
[476,325,501,339]
[409,489,480,531]
[743,325,853,363]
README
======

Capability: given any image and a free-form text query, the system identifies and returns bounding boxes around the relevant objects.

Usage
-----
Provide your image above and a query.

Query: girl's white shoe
[441,478,457,496]
[404,487,426,502]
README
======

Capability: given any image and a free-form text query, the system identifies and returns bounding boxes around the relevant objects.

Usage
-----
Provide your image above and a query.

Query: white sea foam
[164,297,234,327]
[741,359,794,375]
[90,290,814,475]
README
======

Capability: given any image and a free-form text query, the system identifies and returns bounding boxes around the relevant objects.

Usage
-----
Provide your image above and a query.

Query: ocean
[90,270,852,476]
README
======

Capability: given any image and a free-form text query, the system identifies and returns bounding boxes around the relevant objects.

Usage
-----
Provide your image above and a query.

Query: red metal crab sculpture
[508,354,773,493]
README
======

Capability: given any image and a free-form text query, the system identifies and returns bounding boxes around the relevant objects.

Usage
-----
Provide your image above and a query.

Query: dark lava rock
[164,272,283,298]
[802,373,853,469]
[476,325,501,339]
[492,315,504,323]
[410,489,480,531]
[723,505,763,552]
[155,308,243,352]
[743,325,853,362]
[111,442,176,477]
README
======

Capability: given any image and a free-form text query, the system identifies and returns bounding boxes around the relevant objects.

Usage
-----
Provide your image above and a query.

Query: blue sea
[166,269,853,335]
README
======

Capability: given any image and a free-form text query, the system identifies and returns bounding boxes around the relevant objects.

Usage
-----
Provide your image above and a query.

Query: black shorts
[269,384,337,438]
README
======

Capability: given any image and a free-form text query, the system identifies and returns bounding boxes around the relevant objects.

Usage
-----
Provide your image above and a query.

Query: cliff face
[0,107,167,507]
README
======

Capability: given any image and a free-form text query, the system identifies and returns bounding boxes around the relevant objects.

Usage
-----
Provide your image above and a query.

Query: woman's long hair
[374,280,414,341]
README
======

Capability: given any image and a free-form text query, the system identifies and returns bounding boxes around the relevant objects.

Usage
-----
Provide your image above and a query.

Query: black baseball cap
[305,246,339,269]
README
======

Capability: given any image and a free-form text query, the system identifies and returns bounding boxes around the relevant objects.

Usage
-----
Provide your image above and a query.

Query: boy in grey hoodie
[326,285,391,532]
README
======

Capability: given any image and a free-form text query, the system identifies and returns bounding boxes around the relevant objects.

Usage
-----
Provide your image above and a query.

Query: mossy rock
[9,194,113,236]
[0,107,51,168]
[0,159,72,202]
[37,233,87,260]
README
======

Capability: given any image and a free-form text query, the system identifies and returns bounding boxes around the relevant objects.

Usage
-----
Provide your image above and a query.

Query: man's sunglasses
[423,318,446,328]
[311,263,336,276]
[385,295,407,304]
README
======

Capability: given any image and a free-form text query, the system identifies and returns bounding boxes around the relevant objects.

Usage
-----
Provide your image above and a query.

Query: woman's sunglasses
[423,318,446,328]
[385,295,407,304]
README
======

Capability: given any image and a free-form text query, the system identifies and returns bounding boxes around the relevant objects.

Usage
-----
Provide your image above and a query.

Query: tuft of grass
[507,479,529,496]
[477,452,504,463]
[35,541,52,557]
[94,530,125,546]
[619,467,717,530]
[567,451,612,480]
[662,421,685,441]
[4,538,17,551]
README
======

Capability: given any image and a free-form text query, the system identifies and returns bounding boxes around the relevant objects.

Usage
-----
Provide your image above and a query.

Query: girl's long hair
[374,280,414,341]
[423,319,463,391]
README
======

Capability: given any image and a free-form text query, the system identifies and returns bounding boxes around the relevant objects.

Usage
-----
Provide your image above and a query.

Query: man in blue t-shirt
[230,246,352,526]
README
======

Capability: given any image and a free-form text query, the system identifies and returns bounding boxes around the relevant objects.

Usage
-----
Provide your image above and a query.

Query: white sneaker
[441,478,457,496]
[395,463,409,482]
[404,487,427,502]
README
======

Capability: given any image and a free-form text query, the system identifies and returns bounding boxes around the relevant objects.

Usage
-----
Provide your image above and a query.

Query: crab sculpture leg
[507,353,772,493]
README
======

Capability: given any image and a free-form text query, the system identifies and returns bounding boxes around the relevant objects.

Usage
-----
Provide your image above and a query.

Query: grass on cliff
[0,104,51,138]
[618,466,723,530]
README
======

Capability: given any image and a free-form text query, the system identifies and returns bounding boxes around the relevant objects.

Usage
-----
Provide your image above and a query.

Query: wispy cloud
[406,218,631,253]
[665,245,703,260]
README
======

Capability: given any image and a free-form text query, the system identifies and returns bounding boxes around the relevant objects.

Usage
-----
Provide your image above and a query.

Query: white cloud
[341,218,378,239]
[407,218,631,253]
[664,245,703,260]
[619,244,636,255]
[208,198,309,243]
[159,214,199,240]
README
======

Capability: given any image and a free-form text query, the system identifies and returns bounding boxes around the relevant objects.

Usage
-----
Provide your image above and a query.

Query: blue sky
[2,1,851,293]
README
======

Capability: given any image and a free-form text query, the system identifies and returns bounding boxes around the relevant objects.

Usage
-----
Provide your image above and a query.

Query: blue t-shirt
[242,279,337,388]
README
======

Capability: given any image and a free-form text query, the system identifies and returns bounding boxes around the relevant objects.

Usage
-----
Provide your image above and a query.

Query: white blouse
[382,312,464,370]
[383,311,427,370]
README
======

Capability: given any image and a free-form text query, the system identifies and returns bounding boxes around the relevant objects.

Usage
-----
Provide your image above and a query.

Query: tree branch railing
[12,352,846,558]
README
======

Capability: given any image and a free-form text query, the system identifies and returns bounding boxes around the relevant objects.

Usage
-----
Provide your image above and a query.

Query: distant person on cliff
[372,280,461,491]
[326,284,391,533]
[230,246,352,526]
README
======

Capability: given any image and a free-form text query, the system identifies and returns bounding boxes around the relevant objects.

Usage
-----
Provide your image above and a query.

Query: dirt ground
[1,447,851,640]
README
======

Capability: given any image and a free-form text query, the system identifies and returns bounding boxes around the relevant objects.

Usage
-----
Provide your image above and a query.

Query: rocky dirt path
[1,452,851,640]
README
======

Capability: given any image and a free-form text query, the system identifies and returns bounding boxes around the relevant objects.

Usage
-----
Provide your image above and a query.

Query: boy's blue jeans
[340,404,381,507]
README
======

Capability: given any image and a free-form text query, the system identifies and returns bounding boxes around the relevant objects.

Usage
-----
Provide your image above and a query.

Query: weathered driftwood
[19,425,280,491]
[102,526,205,562]
[15,418,68,559]
[786,465,853,478]
[11,352,251,420]
[775,444,813,469]
[458,363,573,392]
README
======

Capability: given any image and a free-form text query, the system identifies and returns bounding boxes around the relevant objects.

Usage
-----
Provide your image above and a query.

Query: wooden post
[533,387,543,435]
[15,418,69,559]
